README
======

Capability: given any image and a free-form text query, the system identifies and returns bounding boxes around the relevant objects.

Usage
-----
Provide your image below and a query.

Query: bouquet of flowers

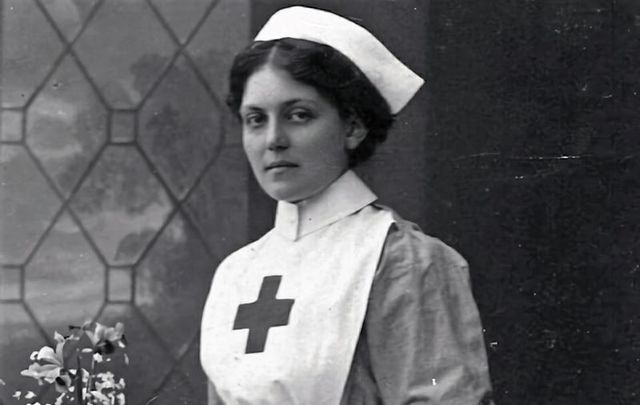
[7,321,128,405]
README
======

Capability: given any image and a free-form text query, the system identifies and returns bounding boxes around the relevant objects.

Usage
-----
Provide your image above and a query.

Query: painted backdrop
[1,0,250,404]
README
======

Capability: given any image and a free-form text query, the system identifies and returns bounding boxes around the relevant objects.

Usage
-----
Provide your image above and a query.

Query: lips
[265,161,299,170]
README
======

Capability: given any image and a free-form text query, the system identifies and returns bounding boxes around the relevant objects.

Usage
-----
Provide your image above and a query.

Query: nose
[266,119,289,151]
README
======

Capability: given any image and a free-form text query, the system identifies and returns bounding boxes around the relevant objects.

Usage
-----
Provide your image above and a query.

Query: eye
[243,112,266,128]
[287,108,314,123]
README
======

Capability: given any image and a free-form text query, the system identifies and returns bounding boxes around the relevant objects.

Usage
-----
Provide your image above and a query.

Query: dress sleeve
[364,217,493,404]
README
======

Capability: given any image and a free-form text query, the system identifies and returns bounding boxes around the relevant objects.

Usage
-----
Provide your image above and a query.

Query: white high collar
[274,170,377,241]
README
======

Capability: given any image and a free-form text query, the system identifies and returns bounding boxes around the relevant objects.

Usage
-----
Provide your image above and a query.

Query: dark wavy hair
[226,38,394,167]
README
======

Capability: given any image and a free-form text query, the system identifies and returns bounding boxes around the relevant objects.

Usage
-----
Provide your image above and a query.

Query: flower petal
[36,346,63,367]
[94,323,107,339]
[104,323,125,341]
[85,329,98,346]
[36,347,56,363]
[54,342,65,363]
[21,363,60,380]
[53,331,65,344]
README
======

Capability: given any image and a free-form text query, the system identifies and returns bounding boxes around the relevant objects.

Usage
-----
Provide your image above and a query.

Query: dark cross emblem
[233,275,295,354]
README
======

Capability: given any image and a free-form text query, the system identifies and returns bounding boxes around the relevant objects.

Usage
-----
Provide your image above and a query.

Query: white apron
[201,172,393,405]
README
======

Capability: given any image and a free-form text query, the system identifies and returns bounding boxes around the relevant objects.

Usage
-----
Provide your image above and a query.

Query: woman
[201,6,493,404]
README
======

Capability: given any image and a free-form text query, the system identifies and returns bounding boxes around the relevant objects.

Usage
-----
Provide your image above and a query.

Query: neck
[287,168,349,205]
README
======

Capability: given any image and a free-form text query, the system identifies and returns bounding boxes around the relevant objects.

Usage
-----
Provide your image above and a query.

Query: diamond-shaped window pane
[2,0,65,107]
[74,0,176,108]
[98,304,173,405]
[151,0,213,44]
[185,145,249,259]
[178,340,207,402]
[25,212,104,336]
[41,0,99,42]
[140,55,222,199]
[153,371,198,405]
[0,145,62,264]
[27,56,107,197]
[188,0,250,99]
[109,267,132,302]
[112,111,136,143]
[0,267,21,300]
[136,212,213,358]
[1,109,23,141]
[71,146,173,265]
[0,304,48,402]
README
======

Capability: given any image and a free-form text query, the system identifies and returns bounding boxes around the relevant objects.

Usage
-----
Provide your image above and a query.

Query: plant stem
[84,356,96,405]
[75,354,83,405]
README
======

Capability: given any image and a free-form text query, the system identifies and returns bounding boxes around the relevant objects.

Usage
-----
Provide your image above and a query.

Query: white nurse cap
[254,6,424,114]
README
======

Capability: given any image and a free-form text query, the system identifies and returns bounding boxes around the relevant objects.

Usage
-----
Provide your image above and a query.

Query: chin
[271,191,306,203]
[264,186,301,202]
[265,183,319,203]
[260,177,330,203]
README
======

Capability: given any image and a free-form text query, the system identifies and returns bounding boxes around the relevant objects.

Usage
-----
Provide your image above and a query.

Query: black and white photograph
[1,1,638,404]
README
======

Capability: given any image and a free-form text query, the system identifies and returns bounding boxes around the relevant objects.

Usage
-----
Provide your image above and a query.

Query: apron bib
[201,206,394,405]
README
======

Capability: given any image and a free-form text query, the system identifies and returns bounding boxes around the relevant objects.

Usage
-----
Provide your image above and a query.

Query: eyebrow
[240,98,317,113]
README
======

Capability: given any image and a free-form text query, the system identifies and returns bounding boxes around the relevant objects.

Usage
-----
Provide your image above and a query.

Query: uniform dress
[200,171,492,405]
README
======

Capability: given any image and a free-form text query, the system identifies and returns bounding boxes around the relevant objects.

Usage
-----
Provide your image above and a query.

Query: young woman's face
[240,64,357,202]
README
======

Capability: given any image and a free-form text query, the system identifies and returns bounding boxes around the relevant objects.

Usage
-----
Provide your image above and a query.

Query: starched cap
[254,6,424,114]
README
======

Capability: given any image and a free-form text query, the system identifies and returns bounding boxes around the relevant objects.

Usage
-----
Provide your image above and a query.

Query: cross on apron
[233,275,295,354]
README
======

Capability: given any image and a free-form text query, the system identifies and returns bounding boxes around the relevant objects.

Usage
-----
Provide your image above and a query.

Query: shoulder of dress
[370,203,469,273]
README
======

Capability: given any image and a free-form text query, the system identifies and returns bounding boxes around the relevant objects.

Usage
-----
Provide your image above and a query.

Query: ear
[344,116,368,150]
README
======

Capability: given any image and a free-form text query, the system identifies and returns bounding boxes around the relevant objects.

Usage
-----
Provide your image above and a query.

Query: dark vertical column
[601,0,640,402]
[428,0,640,403]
